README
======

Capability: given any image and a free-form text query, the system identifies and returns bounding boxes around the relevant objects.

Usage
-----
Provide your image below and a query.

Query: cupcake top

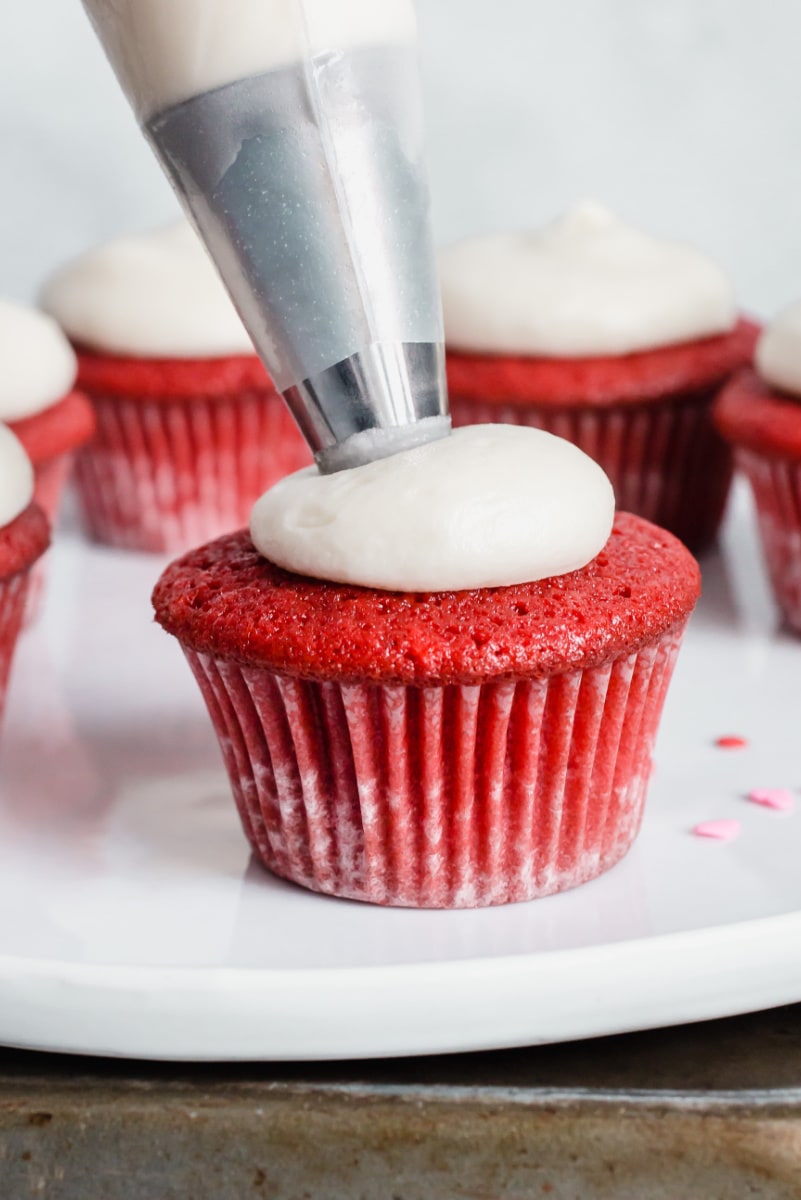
[714,370,801,460]
[0,299,77,422]
[40,222,256,360]
[715,307,801,458]
[439,202,737,358]
[0,424,34,529]
[755,300,801,396]
[154,512,700,686]
[250,425,614,591]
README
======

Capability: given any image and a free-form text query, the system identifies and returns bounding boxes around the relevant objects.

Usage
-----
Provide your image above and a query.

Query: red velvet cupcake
[41,223,311,553]
[715,301,801,632]
[10,391,95,527]
[441,204,757,552]
[0,299,94,527]
[153,426,700,908]
[0,427,50,728]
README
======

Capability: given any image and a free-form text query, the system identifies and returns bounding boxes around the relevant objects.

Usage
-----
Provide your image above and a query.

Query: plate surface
[1,485,800,1061]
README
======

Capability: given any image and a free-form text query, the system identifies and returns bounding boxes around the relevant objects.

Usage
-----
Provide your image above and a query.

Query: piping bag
[82,0,450,472]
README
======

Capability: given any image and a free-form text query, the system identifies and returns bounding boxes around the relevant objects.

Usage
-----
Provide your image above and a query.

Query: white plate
[0,484,800,1062]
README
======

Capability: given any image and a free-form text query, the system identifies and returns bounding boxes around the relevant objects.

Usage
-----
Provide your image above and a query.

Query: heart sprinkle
[748,788,795,812]
[693,819,741,841]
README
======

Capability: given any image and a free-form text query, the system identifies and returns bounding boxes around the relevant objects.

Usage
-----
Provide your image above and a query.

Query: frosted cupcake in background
[0,426,49,728]
[0,299,94,528]
[40,222,311,554]
[715,302,801,632]
[153,426,700,909]
[441,203,759,553]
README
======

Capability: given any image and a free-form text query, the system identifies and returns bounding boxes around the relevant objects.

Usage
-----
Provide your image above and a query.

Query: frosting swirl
[439,202,737,358]
[250,424,615,591]
[0,299,77,422]
[40,223,256,360]
[756,300,801,397]
[0,424,34,529]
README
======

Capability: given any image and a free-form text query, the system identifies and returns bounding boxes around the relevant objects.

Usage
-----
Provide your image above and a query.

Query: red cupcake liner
[449,391,731,553]
[21,454,75,624]
[10,390,95,616]
[735,449,801,632]
[182,625,685,908]
[0,570,33,730]
[73,389,312,553]
[31,452,75,525]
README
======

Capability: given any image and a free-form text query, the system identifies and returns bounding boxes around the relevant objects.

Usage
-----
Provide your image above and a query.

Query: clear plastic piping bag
[83,0,450,470]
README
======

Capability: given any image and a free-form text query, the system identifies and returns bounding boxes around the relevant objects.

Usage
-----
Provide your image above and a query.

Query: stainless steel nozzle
[146,42,449,471]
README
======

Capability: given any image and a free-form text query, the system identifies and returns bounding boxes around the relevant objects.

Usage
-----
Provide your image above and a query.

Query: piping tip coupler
[142,19,449,471]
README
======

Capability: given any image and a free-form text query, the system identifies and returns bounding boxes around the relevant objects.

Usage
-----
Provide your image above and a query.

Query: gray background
[3,0,800,317]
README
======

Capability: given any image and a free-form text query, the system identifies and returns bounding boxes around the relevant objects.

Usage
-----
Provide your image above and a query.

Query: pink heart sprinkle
[693,819,741,841]
[748,788,795,812]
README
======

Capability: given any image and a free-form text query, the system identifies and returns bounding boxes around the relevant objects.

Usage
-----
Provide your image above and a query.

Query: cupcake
[441,203,758,553]
[40,222,311,553]
[153,426,700,909]
[0,299,94,526]
[0,425,50,727]
[715,301,801,632]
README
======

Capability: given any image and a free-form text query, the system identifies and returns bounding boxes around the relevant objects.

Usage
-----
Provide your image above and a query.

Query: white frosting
[250,425,615,591]
[40,223,256,359]
[0,425,34,529]
[756,301,801,397]
[0,299,77,422]
[439,202,737,358]
[83,0,417,120]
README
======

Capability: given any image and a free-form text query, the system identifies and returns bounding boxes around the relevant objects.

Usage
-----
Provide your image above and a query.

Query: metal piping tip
[284,341,449,472]
[316,415,451,473]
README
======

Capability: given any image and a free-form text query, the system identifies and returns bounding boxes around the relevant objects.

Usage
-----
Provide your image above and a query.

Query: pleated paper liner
[449,392,731,554]
[74,388,312,553]
[9,390,95,620]
[22,453,76,624]
[0,570,33,730]
[736,448,801,633]
[182,624,685,909]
